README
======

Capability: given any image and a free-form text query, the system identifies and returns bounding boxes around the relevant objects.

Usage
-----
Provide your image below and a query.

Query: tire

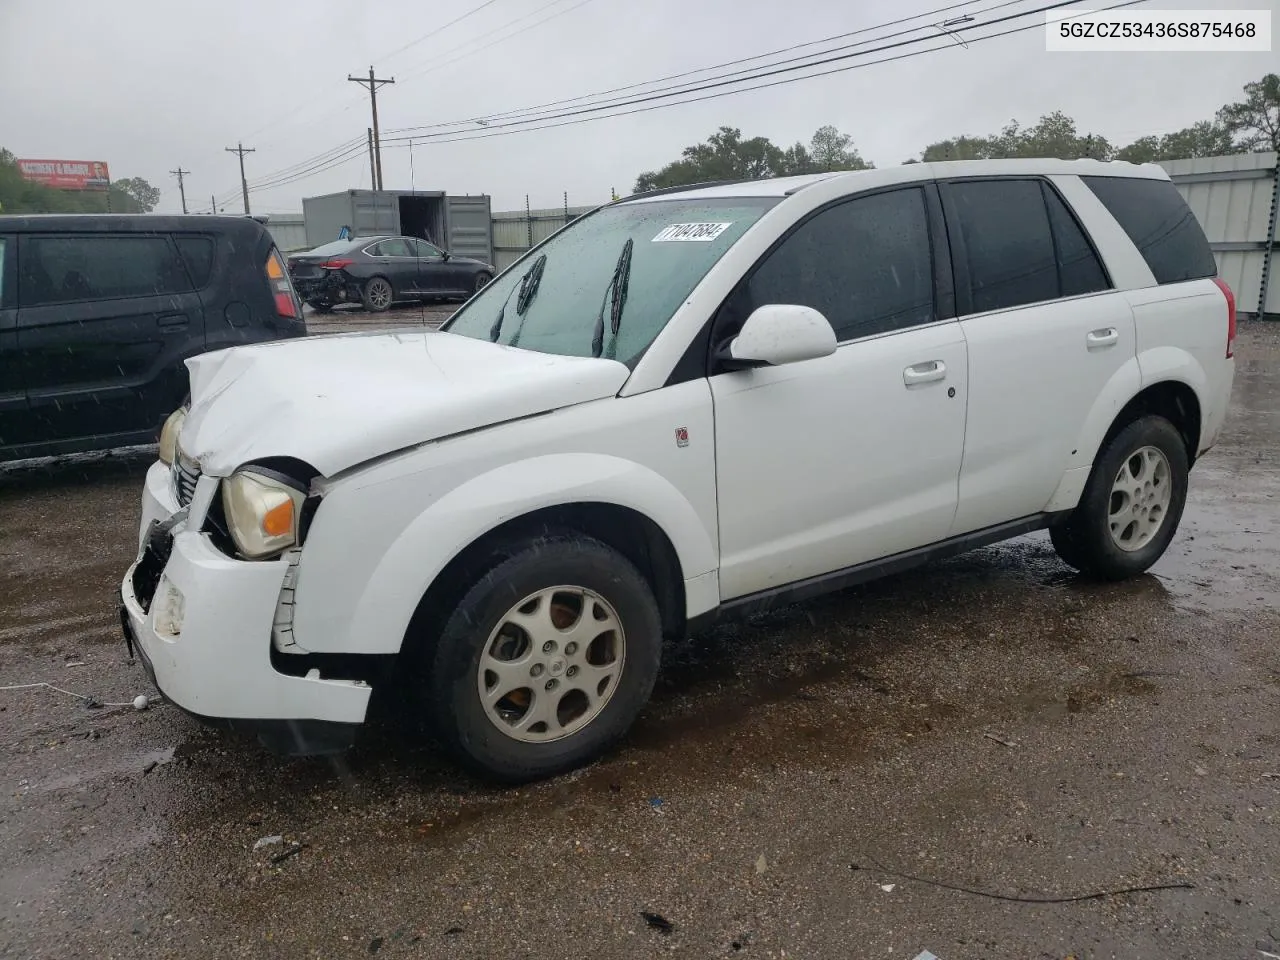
[361,276,393,312]
[417,534,663,783]
[473,272,492,294]
[307,300,333,314]
[1050,415,1189,580]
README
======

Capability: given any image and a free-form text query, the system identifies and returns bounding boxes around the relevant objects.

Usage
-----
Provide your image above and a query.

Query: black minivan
[0,215,305,461]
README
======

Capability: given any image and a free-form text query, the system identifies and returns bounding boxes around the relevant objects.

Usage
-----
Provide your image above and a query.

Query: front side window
[19,235,190,306]
[1082,175,1217,285]
[726,187,935,342]
[948,179,1059,314]
[411,239,443,259]
[444,197,778,368]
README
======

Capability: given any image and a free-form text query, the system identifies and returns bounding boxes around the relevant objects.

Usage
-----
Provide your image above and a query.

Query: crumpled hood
[180,330,630,477]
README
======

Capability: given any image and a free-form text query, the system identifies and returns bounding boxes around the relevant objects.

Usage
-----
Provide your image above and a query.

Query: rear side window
[739,187,935,341]
[1082,176,1217,284]
[0,238,7,305]
[175,235,215,287]
[19,235,191,306]
[947,179,1059,314]
[1043,186,1110,296]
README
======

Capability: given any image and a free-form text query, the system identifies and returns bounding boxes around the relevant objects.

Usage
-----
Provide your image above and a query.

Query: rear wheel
[473,272,492,294]
[1050,415,1189,580]
[361,276,393,312]
[415,534,663,782]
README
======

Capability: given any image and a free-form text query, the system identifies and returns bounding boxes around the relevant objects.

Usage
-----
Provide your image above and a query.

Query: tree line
[0,149,160,215]
[635,72,1279,191]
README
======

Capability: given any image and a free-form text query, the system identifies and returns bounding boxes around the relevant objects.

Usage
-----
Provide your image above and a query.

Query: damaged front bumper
[119,461,372,756]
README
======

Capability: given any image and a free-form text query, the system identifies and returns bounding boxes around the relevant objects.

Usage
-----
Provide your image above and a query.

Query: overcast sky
[0,0,1273,215]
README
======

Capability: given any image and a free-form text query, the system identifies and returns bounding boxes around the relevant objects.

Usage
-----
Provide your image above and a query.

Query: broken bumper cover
[119,463,371,756]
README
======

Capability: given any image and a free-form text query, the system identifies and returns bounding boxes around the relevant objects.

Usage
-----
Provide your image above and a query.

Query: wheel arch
[330,453,717,657]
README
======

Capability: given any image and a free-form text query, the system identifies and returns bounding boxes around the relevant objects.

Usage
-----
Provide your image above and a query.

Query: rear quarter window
[175,235,216,288]
[1082,176,1217,285]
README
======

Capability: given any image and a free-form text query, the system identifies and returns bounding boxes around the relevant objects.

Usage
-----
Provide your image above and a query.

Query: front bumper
[120,461,371,755]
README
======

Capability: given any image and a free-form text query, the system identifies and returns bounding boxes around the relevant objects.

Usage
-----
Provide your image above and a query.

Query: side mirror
[441,250,451,261]
[724,304,837,368]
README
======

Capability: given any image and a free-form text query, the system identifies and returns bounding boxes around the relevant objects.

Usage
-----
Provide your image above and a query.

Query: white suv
[120,159,1235,781]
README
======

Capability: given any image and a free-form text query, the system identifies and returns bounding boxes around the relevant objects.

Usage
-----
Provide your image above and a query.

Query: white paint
[121,159,1235,736]
[729,305,837,367]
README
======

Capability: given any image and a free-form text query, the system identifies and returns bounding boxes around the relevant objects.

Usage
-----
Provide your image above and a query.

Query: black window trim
[664,181,958,385]
[937,175,1114,319]
[16,232,193,308]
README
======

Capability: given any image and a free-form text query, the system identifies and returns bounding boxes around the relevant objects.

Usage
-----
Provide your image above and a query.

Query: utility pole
[367,127,376,190]
[224,142,256,214]
[210,195,217,215]
[169,167,191,214]
[349,66,394,190]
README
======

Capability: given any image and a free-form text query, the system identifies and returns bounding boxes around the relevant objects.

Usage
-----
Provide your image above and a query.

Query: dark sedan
[288,236,494,313]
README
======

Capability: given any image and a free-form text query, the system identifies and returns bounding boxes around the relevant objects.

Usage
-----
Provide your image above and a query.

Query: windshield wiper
[489,255,547,343]
[590,238,633,359]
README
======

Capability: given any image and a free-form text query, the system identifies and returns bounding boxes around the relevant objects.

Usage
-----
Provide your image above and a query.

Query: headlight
[221,469,307,559]
[158,407,187,465]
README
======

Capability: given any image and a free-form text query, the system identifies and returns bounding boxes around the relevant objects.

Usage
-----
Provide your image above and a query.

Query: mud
[1,323,1278,960]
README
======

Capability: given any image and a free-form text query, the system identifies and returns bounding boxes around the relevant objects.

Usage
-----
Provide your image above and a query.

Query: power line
[395,0,596,86]
[390,0,1027,135]
[230,0,1013,202]
[385,0,1115,145]
[381,0,1146,148]
[378,0,509,62]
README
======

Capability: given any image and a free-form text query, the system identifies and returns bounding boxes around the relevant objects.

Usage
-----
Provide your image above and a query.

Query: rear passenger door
[16,233,206,448]
[366,239,416,297]
[939,177,1135,536]
[0,234,29,450]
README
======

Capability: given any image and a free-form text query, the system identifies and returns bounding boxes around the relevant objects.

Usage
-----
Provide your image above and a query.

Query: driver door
[409,239,455,297]
[710,185,969,601]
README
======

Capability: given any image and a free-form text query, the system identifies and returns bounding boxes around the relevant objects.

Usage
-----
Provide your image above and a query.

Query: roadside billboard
[17,159,111,191]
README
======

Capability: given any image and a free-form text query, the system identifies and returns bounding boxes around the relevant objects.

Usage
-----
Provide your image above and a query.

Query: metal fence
[492,200,601,270]
[1161,152,1279,319]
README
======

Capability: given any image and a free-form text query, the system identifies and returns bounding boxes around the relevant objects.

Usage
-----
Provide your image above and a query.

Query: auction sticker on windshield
[652,222,733,242]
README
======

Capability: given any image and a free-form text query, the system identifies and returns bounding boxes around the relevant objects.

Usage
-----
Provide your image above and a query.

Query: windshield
[443,197,778,367]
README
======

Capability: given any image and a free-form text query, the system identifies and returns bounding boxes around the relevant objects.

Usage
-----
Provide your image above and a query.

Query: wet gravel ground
[1,323,1277,960]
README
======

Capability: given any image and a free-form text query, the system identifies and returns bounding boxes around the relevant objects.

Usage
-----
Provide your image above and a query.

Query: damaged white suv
[121,159,1235,781]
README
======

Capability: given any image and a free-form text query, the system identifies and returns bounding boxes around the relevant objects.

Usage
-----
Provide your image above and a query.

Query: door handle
[903,360,947,386]
[157,314,189,330]
[1087,327,1119,349]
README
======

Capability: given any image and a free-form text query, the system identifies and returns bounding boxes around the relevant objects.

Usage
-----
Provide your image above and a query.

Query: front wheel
[1050,415,1189,580]
[418,534,662,782]
[361,276,393,312]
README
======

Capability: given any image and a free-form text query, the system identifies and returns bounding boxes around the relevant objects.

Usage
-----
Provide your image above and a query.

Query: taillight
[1212,276,1236,359]
[266,247,300,319]
[321,258,354,270]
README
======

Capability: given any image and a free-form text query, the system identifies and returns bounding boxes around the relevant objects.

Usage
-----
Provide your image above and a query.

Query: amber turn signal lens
[262,499,294,538]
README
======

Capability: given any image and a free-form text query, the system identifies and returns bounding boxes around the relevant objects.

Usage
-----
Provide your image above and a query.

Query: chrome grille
[173,452,200,507]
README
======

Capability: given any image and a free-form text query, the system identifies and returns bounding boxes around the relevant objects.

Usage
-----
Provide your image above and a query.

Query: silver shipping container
[302,190,494,265]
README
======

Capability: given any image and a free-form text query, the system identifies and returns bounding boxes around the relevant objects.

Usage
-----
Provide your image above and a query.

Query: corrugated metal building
[492,205,597,270]
[1161,152,1278,319]
[258,213,309,254]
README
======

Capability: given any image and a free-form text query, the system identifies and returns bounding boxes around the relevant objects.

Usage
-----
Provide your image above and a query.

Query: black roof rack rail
[612,178,759,204]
